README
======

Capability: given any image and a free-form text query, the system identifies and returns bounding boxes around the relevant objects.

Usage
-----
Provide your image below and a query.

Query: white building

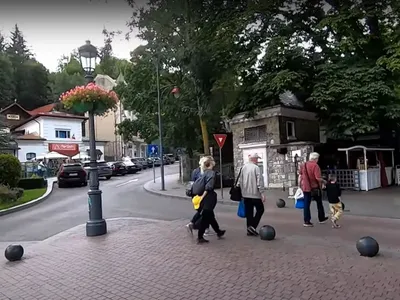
[0,102,106,162]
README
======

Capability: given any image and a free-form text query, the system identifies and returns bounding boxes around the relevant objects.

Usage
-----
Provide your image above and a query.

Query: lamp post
[78,40,107,237]
[155,61,180,191]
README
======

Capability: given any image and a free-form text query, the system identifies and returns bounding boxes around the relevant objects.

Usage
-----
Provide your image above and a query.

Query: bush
[18,178,47,190]
[0,154,21,188]
[0,185,19,204]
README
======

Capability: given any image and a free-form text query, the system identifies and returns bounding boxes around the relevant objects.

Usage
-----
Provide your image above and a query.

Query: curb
[0,179,57,217]
[143,180,238,207]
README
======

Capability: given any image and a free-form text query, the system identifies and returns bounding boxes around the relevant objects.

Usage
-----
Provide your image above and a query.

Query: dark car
[147,157,153,167]
[166,154,175,164]
[108,161,128,176]
[131,158,144,170]
[83,161,112,180]
[57,163,87,188]
[133,157,148,169]
[162,155,170,165]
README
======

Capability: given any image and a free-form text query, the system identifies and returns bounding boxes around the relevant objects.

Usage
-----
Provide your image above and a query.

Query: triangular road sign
[213,134,227,148]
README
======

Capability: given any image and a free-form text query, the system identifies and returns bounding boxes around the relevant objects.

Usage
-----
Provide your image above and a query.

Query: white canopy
[42,151,68,159]
[72,152,90,160]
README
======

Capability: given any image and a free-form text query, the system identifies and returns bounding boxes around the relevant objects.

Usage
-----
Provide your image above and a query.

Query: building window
[81,122,86,138]
[244,125,267,142]
[26,152,36,161]
[55,129,70,139]
[286,121,295,139]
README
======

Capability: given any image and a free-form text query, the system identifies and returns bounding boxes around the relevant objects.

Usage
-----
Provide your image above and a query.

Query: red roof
[29,103,56,115]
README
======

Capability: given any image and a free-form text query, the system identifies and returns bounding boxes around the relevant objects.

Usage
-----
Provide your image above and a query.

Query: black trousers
[198,210,220,239]
[243,198,265,229]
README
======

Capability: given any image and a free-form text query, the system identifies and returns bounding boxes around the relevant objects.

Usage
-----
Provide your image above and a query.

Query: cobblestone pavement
[1,208,400,300]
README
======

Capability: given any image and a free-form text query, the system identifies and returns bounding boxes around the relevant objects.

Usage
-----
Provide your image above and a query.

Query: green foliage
[48,70,85,103]
[0,185,19,204]
[0,54,16,107]
[18,177,47,190]
[0,154,21,188]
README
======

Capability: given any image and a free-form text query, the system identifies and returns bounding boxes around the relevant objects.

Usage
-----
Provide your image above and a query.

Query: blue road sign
[147,144,159,156]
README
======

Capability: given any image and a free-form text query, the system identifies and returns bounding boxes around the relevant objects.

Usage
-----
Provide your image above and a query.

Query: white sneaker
[204,229,214,236]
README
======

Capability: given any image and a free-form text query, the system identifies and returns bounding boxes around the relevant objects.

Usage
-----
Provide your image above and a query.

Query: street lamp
[155,62,180,191]
[78,40,107,237]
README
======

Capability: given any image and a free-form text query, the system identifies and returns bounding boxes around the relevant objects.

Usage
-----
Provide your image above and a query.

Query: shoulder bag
[303,162,321,199]
[229,167,243,202]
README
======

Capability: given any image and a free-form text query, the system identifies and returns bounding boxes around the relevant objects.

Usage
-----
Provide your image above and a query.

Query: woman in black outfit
[197,159,225,244]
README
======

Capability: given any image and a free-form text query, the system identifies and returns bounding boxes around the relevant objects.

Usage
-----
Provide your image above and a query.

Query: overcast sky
[0,0,144,72]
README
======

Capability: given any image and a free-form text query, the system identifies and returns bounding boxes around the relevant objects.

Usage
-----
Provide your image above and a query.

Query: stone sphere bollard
[276,198,286,208]
[5,245,24,262]
[356,236,379,257]
[259,225,276,241]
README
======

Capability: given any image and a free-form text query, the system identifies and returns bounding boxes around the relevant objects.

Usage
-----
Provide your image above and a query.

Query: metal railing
[322,169,361,191]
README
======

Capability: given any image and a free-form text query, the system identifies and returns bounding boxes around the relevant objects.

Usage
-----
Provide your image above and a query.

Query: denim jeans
[303,191,326,223]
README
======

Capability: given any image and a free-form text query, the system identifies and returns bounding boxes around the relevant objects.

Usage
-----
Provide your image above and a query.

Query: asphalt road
[0,164,235,242]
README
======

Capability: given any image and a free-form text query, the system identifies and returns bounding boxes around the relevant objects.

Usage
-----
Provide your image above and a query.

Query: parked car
[57,163,87,188]
[82,161,112,180]
[166,154,175,164]
[130,158,143,170]
[133,157,148,169]
[150,157,161,167]
[122,158,140,173]
[147,157,154,167]
[108,161,128,176]
[162,155,170,165]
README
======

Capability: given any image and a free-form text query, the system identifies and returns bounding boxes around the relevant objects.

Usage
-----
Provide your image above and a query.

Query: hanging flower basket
[60,82,118,115]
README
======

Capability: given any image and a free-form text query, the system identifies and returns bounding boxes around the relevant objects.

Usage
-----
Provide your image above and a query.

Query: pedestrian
[238,153,266,236]
[196,157,225,244]
[325,174,343,228]
[299,152,328,227]
[186,156,212,236]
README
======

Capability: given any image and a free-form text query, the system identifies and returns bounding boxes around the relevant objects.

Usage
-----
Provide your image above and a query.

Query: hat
[249,153,261,159]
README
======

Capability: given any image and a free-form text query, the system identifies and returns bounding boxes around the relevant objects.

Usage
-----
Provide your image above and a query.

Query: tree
[125,0,249,154]
[115,46,203,153]
[96,28,130,78]
[15,59,50,110]
[6,24,31,66]
[0,54,16,108]
[0,31,6,53]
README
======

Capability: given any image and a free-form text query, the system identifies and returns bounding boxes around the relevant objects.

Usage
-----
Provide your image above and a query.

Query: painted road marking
[115,179,139,187]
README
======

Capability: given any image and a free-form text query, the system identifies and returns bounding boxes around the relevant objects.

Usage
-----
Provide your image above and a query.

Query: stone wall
[267,143,314,188]
[231,116,280,176]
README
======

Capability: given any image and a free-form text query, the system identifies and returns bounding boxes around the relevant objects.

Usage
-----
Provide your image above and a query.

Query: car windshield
[63,165,83,172]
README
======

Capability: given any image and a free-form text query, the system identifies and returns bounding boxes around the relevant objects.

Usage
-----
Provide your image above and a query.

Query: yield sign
[213,134,227,148]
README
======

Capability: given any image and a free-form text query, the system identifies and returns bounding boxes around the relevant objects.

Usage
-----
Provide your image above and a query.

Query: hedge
[18,178,47,190]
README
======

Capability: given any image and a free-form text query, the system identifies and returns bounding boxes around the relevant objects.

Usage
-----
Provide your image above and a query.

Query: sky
[0,0,144,72]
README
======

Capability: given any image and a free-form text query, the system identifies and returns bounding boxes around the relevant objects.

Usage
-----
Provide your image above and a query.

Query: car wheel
[122,173,126,176]
[106,176,111,180]
[58,182,65,188]
[83,181,88,186]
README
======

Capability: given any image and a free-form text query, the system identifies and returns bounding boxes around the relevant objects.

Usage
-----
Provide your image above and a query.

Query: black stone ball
[356,236,379,257]
[276,198,286,208]
[259,225,276,241]
[5,244,24,262]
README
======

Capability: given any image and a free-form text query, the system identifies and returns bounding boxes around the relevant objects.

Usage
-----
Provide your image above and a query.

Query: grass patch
[0,188,47,210]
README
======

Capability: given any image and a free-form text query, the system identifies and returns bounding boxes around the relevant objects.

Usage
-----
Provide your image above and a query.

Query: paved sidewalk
[144,174,287,206]
[1,208,400,300]
[144,174,400,219]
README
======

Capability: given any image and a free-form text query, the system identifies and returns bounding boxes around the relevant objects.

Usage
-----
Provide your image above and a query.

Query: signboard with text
[48,143,79,157]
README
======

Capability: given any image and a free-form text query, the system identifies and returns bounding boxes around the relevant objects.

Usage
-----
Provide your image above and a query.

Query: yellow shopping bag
[192,195,202,210]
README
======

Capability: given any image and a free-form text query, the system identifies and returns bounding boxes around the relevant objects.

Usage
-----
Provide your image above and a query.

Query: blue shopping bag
[237,200,246,218]
[295,197,304,209]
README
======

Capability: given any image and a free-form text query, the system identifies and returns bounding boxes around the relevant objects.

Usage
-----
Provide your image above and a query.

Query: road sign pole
[153,159,155,183]
[213,133,228,200]
[219,147,223,199]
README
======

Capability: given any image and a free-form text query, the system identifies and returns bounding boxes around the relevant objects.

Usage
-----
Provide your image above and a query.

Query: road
[0,164,235,242]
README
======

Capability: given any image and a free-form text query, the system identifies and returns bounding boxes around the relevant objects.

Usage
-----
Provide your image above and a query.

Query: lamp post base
[86,219,107,237]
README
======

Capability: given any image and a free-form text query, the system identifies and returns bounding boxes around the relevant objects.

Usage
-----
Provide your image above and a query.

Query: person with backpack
[186,157,212,236]
[194,157,225,244]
